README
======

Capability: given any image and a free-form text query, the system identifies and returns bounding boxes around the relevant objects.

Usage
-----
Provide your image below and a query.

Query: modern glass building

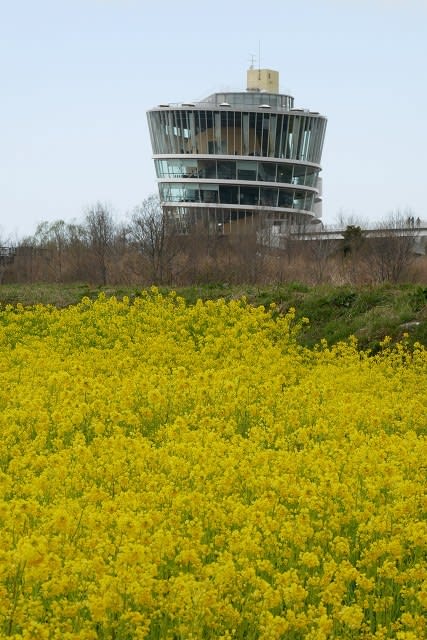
[147,67,327,235]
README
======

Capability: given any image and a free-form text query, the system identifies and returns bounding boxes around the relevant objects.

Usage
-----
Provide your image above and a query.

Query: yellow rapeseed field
[0,290,426,639]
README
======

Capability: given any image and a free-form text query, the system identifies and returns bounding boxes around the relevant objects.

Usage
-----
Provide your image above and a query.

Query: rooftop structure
[147,67,327,235]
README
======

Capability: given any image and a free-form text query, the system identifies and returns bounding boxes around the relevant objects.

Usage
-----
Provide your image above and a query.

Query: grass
[1,282,426,351]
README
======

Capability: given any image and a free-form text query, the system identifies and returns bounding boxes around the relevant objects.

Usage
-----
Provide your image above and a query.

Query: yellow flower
[338,604,364,630]
[0,291,425,637]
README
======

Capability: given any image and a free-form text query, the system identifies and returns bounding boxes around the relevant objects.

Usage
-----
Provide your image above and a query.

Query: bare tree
[84,203,116,285]
[366,210,417,283]
[305,235,337,284]
[62,221,87,282]
[128,195,178,284]
[33,220,69,281]
[12,237,38,283]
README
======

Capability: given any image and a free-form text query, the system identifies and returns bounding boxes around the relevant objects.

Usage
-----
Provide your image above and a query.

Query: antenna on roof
[249,53,256,69]
[258,41,261,79]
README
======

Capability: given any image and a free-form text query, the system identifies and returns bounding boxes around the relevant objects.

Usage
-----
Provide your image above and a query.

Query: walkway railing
[323,220,427,234]
[0,246,16,261]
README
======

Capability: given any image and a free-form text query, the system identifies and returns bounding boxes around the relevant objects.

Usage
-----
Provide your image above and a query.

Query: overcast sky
[1,0,426,239]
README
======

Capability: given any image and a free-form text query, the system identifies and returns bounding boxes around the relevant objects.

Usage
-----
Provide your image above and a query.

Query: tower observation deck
[147,67,327,235]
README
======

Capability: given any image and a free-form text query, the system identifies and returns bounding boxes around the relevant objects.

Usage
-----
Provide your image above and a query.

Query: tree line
[1,198,425,286]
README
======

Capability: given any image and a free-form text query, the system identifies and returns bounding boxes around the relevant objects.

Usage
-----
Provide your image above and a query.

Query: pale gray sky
[1,0,426,238]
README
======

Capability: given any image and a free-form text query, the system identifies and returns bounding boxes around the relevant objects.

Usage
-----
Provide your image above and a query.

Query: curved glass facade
[158,183,315,212]
[154,158,320,187]
[204,92,294,110]
[147,70,326,233]
[148,109,325,162]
